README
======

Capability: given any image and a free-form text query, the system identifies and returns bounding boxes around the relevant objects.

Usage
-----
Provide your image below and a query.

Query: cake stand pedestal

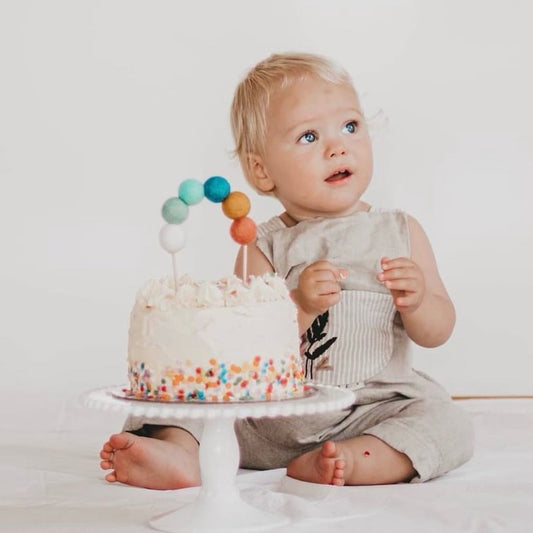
[83,385,355,533]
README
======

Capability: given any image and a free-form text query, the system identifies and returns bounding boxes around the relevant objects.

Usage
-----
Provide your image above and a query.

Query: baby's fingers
[382,277,419,293]
[307,260,348,282]
[318,291,342,309]
[316,279,342,296]
[380,256,413,270]
[377,266,416,283]
[394,292,419,308]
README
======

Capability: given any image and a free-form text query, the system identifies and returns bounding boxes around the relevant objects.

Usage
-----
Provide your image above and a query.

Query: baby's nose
[327,142,347,158]
[325,133,348,157]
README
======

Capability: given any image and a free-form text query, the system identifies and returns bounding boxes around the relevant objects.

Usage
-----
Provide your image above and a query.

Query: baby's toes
[100,448,113,460]
[100,459,113,470]
[102,441,115,453]
[105,471,118,483]
[332,460,345,486]
[100,448,115,470]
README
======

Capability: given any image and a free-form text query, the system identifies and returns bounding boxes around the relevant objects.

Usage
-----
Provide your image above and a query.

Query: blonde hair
[230,52,355,192]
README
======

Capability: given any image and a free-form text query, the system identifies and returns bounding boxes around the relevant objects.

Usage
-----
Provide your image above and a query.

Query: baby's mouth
[325,168,353,183]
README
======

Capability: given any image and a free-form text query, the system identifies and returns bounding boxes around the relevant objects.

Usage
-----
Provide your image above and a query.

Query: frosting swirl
[136,273,290,310]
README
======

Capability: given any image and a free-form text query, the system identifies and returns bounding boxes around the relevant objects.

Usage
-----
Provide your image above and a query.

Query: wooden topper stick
[242,245,248,284]
[171,253,179,292]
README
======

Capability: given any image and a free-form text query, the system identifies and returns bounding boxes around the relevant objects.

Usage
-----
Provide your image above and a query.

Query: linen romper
[125,209,473,482]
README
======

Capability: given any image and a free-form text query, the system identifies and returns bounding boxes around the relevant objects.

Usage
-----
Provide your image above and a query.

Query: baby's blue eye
[299,131,317,144]
[343,121,357,134]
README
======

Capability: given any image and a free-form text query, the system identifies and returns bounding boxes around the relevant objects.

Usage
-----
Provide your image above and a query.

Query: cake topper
[159,176,257,289]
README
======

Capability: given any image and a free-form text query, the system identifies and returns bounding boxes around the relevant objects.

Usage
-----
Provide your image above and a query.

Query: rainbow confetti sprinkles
[128,354,306,402]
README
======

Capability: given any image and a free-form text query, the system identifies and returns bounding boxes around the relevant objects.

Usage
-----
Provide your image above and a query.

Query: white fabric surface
[1,398,532,533]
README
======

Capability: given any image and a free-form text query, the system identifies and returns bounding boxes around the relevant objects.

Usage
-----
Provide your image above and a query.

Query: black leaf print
[307,312,328,343]
[302,311,338,379]
[306,337,337,360]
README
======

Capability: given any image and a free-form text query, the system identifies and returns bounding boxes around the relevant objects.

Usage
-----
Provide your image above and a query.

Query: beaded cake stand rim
[81,384,356,420]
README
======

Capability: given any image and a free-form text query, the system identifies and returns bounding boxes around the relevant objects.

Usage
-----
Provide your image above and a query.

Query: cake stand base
[150,413,290,533]
[82,385,355,533]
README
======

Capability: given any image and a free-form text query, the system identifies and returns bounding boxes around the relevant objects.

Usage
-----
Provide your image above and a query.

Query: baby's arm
[234,241,274,279]
[377,216,455,348]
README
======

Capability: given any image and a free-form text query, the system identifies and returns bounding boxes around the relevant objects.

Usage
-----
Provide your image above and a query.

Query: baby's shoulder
[367,206,410,226]
[373,210,434,259]
[256,215,285,239]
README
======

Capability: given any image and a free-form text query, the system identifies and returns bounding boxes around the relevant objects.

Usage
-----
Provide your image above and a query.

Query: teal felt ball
[161,197,189,223]
[179,179,205,205]
[204,176,230,203]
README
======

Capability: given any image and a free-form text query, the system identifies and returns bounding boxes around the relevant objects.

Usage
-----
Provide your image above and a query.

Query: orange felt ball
[222,191,251,219]
[230,217,256,245]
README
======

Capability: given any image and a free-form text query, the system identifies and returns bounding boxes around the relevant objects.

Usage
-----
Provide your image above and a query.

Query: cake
[127,272,306,402]
[126,174,306,402]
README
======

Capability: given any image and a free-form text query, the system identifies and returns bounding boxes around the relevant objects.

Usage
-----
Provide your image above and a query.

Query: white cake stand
[83,385,355,533]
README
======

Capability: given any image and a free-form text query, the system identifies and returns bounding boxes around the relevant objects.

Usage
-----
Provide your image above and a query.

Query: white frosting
[127,273,304,401]
[136,273,291,309]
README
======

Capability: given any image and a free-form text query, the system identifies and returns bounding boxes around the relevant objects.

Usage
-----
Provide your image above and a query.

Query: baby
[100,52,473,488]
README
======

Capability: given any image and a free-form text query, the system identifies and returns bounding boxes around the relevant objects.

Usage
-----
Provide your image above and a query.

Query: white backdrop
[1,0,532,426]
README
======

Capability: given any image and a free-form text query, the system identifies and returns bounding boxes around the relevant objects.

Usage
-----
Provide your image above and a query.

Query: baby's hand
[377,257,425,314]
[293,260,348,316]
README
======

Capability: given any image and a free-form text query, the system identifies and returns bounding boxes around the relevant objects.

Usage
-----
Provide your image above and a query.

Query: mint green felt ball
[162,197,189,223]
[179,179,205,205]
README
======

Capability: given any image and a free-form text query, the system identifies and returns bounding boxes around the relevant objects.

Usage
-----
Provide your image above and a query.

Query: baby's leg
[99,426,201,489]
[287,434,415,486]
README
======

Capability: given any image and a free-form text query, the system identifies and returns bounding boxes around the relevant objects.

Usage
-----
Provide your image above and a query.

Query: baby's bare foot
[287,441,346,486]
[99,432,200,490]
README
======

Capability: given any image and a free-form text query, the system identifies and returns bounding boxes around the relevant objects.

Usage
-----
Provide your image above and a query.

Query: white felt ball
[159,224,186,253]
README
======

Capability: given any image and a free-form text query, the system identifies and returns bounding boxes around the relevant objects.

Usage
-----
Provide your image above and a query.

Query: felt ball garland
[160,176,256,255]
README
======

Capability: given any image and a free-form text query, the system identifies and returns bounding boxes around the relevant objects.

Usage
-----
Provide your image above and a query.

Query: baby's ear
[248,154,275,193]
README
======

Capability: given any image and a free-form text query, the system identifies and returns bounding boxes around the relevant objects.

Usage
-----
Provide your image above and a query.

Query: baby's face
[257,76,373,220]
